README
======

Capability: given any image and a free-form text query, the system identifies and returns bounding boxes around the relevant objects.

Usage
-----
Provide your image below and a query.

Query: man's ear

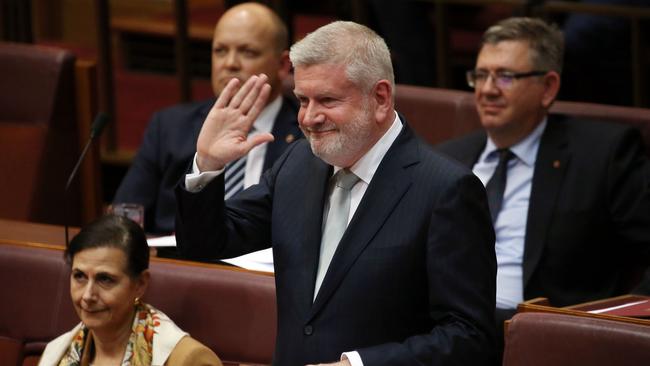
[541,71,561,108]
[373,80,393,123]
[278,50,291,80]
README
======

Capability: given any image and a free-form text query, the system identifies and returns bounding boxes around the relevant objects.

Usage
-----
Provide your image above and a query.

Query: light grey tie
[314,169,360,299]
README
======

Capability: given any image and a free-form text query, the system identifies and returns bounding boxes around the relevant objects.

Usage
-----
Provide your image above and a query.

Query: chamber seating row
[0,241,277,366]
[503,312,650,366]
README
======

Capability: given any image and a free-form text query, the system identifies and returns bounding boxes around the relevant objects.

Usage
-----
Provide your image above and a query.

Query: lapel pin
[285,134,295,143]
[553,160,561,169]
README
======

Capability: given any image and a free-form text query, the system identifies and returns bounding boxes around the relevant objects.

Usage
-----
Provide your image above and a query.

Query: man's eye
[322,98,337,106]
[97,275,115,285]
[213,47,227,56]
[297,97,308,107]
[242,49,260,58]
[474,72,489,81]
[496,73,515,82]
[72,272,86,281]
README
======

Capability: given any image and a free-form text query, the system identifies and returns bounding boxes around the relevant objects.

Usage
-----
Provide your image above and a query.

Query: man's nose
[300,103,325,126]
[480,74,500,95]
[223,50,241,69]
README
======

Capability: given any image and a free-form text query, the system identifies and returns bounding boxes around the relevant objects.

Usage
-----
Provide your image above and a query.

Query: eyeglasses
[466,69,548,89]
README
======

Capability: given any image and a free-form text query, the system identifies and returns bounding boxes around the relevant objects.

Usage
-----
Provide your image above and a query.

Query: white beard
[304,101,374,167]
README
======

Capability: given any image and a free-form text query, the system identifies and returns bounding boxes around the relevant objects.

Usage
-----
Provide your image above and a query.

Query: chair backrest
[552,100,650,156]
[145,260,277,365]
[394,84,480,145]
[503,312,650,366]
[0,42,102,225]
[395,84,650,157]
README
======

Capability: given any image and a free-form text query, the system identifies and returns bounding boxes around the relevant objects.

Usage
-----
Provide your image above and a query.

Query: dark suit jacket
[176,121,497,366]
[114,97,301,234]
[437,115,650,307]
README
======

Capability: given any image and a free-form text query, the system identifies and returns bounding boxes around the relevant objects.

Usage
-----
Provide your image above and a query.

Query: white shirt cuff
[342,351,363,366]
[185,153,224,192]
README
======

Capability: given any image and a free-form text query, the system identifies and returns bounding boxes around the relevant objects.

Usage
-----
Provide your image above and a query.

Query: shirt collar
[482,117,547,167]
[252,95,282,134]
[333,112,403,185]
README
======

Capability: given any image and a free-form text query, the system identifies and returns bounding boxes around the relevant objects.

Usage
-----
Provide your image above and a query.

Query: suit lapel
[294,154,332,311]
[264,97,300,171]
[523,116,571,287]
[459,132,487,168]
[440,130,487,169]
[308,124,419,320]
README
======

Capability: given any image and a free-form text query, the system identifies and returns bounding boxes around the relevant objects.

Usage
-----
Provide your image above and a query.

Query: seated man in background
[114,2,301,234]
[176,21,497,365]
[437,16,650,348]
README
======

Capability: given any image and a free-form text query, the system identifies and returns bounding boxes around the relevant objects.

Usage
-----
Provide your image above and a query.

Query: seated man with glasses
[438,16,650,356]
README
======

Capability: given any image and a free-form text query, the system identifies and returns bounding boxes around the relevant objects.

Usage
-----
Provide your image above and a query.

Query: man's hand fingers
[247,133,275,150]
[245,82,271,120]
[214,78,240,109]
[239,74,269,114]
[229,74,261,109]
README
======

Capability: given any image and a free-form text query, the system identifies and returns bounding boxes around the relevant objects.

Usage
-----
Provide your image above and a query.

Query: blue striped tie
[224,155,247,199]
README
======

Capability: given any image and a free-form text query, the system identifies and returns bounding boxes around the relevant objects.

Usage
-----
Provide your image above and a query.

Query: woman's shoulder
[147,304,221,366]
[38,323,83,366]
[165,336,222,366]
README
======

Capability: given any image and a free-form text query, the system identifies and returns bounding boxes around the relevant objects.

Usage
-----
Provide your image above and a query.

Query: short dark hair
[65,214,149,277]
[482,17,564,74]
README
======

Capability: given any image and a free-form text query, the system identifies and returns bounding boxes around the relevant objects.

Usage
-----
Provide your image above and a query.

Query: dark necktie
[485,149,514,222]
[224,127,256,200]
[224,155,247,200]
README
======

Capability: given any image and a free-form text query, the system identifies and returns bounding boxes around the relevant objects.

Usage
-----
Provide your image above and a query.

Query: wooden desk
[517,296,650,327]
[0,219,76,248]
[0,218,274,277]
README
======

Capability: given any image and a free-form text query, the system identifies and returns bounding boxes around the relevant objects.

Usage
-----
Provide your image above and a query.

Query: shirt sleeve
[342,351,363,366]
[185,153,224,192]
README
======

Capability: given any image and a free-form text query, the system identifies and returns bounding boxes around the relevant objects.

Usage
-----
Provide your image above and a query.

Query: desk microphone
[64,113,109,246]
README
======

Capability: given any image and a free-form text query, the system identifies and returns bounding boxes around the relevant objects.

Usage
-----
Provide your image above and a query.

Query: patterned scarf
[57,302,159,366]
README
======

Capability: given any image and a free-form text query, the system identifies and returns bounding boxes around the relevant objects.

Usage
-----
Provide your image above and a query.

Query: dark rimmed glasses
[466,69,548,90]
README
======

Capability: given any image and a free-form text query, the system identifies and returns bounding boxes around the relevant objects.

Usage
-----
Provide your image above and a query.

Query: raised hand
[196,74,275,171]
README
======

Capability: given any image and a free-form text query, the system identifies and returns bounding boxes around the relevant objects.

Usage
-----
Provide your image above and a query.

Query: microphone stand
[64,113,108,246]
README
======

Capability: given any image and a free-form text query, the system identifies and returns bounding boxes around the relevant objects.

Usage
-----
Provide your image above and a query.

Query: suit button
[304,325,313,335]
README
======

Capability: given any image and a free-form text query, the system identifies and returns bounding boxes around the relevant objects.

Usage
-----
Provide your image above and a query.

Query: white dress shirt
[472,119,547,309]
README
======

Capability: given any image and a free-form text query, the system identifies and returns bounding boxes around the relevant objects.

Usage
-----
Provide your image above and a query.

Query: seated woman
[39,215,222,366]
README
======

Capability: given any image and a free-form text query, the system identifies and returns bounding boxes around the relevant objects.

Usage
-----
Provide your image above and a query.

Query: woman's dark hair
[65,214,149,277]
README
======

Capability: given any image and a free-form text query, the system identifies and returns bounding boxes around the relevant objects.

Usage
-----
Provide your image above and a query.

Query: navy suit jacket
[437,115,650,307]
[176,121,497,366]
[114,97,301,234]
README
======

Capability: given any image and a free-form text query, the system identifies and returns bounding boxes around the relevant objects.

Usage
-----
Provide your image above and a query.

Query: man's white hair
[290,21,394,93]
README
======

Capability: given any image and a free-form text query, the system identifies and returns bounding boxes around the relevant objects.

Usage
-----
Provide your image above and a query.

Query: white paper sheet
[146,235,274,273]
[147,235,177,247]
[222,248,274,273]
